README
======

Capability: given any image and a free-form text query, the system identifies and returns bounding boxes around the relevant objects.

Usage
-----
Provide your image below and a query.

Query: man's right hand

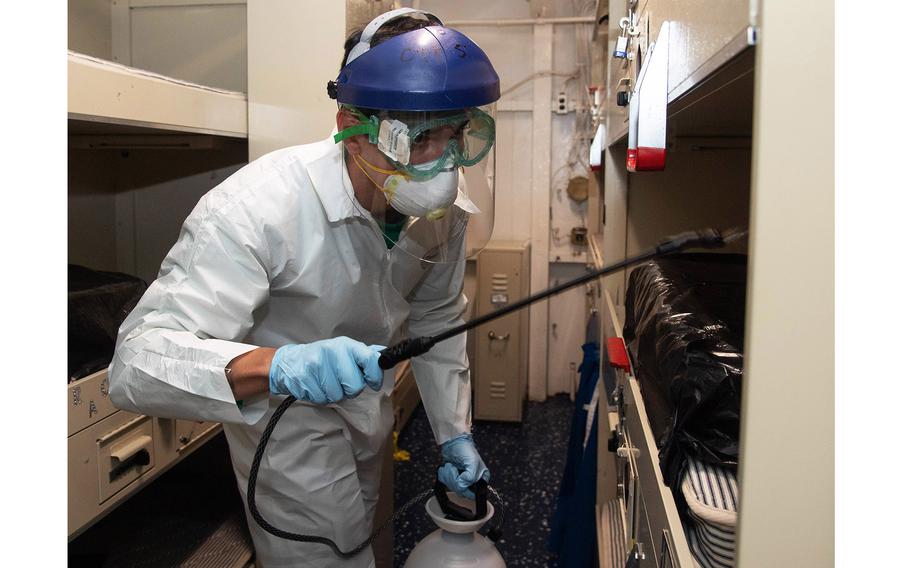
[268,337,385,404]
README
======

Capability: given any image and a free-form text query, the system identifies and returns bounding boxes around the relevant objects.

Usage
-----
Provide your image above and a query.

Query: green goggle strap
[333,108,379,144]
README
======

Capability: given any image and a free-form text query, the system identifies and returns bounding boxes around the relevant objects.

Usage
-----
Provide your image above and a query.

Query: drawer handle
[110,434,152,463]
[109,434,153,482]
[487,331,510,341]
[109,449,150,482]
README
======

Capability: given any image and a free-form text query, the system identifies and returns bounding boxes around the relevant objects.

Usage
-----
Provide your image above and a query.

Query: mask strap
[355,153,402,177]
[351,155,385,193]
[351,154,407,201]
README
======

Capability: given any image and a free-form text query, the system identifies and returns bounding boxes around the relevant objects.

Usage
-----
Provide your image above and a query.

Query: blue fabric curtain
[547,342,606,567]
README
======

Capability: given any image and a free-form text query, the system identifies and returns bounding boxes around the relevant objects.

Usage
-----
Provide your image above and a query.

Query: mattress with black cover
[69,264,147,381]
[623,253,747,490]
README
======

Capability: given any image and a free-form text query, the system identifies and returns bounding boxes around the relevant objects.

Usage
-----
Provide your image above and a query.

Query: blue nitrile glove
[268,337,385,404]
[438,433,491,499]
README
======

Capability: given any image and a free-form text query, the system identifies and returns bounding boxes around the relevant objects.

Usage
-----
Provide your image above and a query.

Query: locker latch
[487,331,511,341]
[624,542,646,567]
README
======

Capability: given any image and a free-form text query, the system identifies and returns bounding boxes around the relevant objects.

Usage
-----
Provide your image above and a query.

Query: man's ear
[336,109,363,155]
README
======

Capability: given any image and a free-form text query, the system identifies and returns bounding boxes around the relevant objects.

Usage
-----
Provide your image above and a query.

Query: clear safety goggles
[334,106,495,180]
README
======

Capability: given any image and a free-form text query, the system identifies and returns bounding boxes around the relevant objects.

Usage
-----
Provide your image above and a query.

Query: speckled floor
[393,395,575,567]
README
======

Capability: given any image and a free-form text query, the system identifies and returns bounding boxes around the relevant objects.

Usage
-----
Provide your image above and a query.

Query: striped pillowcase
[681,458,738,568]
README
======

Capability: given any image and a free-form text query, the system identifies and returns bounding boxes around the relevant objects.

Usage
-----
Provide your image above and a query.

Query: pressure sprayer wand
[246,227,746,559]
[377,227,745,370]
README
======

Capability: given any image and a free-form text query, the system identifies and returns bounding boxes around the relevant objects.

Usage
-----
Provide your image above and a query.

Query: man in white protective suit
[109,7,502,567]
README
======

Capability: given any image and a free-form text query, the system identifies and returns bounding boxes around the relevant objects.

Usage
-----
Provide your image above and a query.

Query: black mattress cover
[69,264,147,382]
[623,253,746,489]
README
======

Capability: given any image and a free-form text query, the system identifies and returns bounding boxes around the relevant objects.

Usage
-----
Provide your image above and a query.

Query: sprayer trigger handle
[433,477,489,522]
[434,479,472,521]
[471,479,488,519]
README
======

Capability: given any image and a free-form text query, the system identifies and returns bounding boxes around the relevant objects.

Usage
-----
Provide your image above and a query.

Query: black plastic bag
[69,265,147,381]
[623,253,746,489]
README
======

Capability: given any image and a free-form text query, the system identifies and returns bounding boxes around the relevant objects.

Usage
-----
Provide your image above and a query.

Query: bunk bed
[589,0,832,564]
[623,254,746,568]
[588,1,760,567]
[69,4,355,564]
[68,50,247,138]
[67,50,248,544]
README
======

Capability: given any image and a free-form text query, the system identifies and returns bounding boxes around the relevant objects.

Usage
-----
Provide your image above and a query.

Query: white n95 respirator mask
[381,158,459,220]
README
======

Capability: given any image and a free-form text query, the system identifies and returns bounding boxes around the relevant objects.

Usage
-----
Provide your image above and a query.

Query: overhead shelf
[68,50,248,138]
[608,44,755,148]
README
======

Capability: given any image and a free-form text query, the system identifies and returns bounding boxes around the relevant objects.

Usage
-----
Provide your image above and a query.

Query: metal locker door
[475,314,522,420]
[473,242,530,422]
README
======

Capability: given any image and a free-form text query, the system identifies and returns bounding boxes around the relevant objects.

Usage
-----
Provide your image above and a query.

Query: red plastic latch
[607,337,631,373]
[635,146,666,171]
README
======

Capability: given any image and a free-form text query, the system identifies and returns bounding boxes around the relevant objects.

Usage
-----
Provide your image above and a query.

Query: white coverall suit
[109,136,473,567]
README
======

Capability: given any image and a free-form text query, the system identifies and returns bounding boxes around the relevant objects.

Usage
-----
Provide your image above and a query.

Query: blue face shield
[328,8,501,264]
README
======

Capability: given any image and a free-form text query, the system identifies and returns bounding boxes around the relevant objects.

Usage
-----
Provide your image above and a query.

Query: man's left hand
[437,433,490,499]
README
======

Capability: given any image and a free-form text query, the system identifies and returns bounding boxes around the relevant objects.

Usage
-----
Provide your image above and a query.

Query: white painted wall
[409,0,597,397]
[128,3,247,92]
[68,0,112,58]
[546,263,591,396]
[415,0,594,254]
[549,21,593,264]
[247,0,345,159]
[550,112,591,263]
[491,111,534,241]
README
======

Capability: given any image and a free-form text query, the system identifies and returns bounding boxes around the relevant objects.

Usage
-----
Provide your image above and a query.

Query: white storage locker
[589,0,832,566]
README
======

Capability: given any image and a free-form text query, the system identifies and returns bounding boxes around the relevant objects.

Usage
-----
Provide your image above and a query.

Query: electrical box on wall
[473,241,531,422]
[556,91,568,114]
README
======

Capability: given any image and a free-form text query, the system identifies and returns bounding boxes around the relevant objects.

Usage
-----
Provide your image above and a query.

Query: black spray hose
[247,394,504,558]
[245,396,369,557]
[377,227,744,370]
[247,227,745,558]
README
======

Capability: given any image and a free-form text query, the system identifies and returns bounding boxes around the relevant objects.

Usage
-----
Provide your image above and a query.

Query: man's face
[360,137,397,171]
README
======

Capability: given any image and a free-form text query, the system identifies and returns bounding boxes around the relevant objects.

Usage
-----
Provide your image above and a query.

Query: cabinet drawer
[68,369,117,436]
[619,375,694,567]
[69,410,154,536]
[97,414,156,503]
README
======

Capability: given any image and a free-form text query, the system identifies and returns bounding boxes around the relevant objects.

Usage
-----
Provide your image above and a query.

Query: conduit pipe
[445,17,595,26]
